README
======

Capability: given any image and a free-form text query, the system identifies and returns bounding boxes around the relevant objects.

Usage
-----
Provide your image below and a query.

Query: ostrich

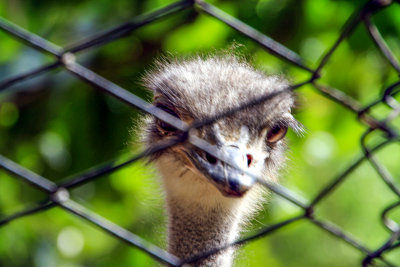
[142,55,301,266]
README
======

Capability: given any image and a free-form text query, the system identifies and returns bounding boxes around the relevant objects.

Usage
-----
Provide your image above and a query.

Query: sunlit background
[1,0,400,266]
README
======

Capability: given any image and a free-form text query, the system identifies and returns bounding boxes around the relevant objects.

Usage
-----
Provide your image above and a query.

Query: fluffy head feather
[143,55,301,185]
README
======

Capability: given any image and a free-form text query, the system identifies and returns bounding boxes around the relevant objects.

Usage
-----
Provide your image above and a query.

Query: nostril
[246,154,253,167]
[205,152,218,165]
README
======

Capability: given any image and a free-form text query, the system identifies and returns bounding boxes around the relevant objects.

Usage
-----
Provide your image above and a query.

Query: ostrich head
[142,55,301,266]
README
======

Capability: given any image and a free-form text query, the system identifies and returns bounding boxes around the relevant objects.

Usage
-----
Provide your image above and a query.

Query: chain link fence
[1,0,400,266]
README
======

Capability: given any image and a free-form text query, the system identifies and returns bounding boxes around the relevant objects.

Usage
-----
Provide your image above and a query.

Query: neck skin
[167,198,239,266]
[157,155,260,267]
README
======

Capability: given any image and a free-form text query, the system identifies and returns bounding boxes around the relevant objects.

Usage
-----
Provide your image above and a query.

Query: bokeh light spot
[57,227,84,258]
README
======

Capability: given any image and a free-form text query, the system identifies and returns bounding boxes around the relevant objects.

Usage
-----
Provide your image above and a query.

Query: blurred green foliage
[1,0,400,266]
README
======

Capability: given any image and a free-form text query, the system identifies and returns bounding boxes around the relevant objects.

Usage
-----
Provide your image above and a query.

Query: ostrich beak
[192,143,256,197]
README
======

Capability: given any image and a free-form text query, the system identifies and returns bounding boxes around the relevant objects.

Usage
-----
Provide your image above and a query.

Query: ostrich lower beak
[192,144,256,197]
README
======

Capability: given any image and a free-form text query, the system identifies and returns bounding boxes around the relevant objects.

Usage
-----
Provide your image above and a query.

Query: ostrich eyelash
[155,103,180,133]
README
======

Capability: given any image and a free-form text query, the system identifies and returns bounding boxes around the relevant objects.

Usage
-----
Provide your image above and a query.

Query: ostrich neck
[157,156,258,266]
[167,199,239,267]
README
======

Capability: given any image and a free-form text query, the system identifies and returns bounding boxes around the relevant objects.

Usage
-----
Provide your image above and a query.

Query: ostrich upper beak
[191,143,256,197]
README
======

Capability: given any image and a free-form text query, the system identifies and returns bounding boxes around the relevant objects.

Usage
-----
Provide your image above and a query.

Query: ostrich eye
[266,124,288,143]
[155,103,179,132]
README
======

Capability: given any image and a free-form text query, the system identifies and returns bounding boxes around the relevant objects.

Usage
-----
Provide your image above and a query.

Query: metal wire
[1,0,400,266]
